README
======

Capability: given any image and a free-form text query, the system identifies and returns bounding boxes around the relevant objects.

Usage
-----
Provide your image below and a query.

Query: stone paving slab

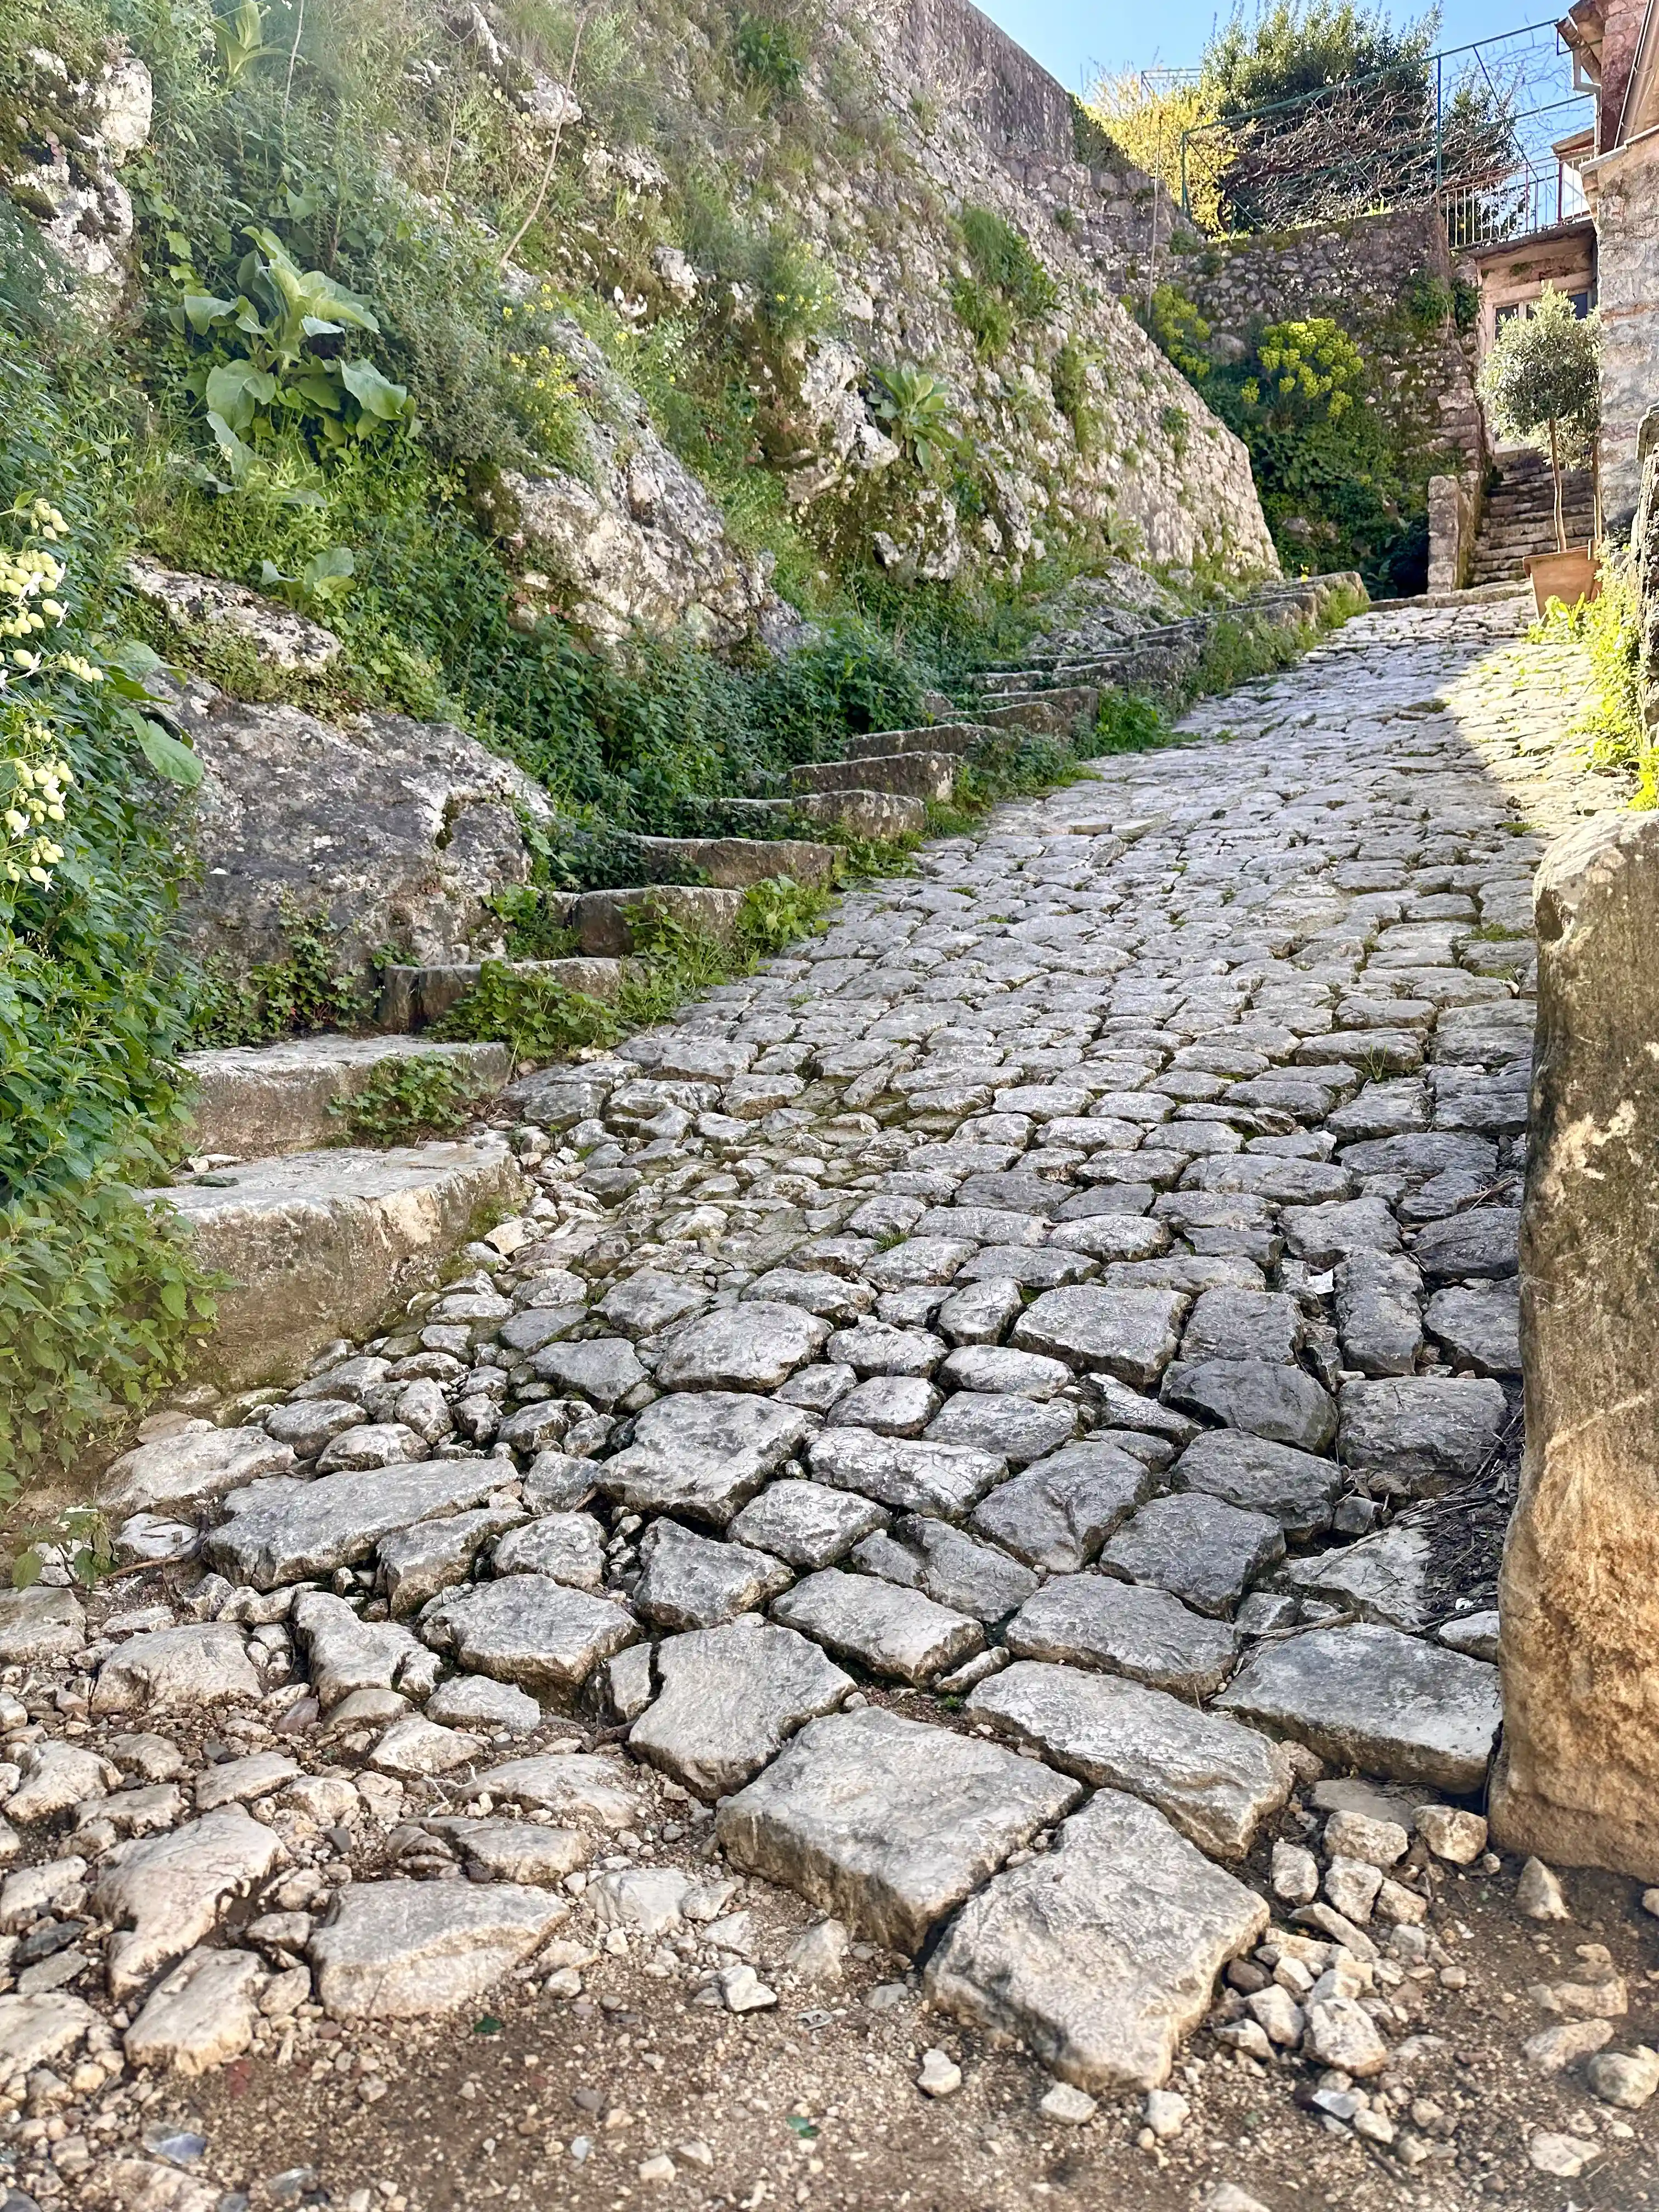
[715,1706,1081,1952]
[926,1788,1269,2091]
[969,1660,1292,1859]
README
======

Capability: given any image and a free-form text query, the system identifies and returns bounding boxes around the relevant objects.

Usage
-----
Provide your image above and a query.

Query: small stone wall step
[791,752,957,802]
[788,788,928,840]
[626,835,837,888]
[379,957,629,1034]
[975,686,1101,736]
[146,1135,527,1392]
[842,723,987,760]
[570,884,747,957]
[180,1035,514,1159]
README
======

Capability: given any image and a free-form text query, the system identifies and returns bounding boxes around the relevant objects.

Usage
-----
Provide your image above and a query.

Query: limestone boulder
[1496,810,1659,1880]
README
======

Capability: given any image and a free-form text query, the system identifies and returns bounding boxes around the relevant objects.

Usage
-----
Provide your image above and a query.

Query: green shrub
[1094,691,1171,752]
[188,901,368,1047]
[330,1054,484,1143]
[434,961,623,1058]
[0,356,220,1485]
[1049,340,1098,453]
[949,206,1057,360]
[733,12,806,102]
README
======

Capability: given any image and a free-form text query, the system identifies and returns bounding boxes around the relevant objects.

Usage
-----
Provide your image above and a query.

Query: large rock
[969,1441,1153,1571]
[421,1576,640,1696]
[805,1429,1005,1517]
[1005,1576,1238,1700]
[715,1706,1080,1953]
[1337,1375,1508,1491]
[180,1035,511,1159]
[629,1623,853,1797]
[1100,1491,1284,1618]
[502,318,800,651]
[634,1519,792,1630]
[925,1789,1269,2090]
[728,1480,889,1568]
[101,1426,297,1517]
[123,1946,266,2077]
[1011,1287,1188,1388]
[94,1809,285,1999]
[1217,1623,1502,1792]
[770,1569,983,1684]
[969,1661,1290,1859]
[205,1458,505,1588]
[1170,1430,1341,1541]
[173,685,556,980]
[0,1587,87,1665]
[1496,810,1659,1879]
[309,1881,567,2019]
[850,1516,1038,1624]
[91,1624,260,1715]
[654,1302,831,1391]
[599,1393,811,1525]
[150,1138,527,1391]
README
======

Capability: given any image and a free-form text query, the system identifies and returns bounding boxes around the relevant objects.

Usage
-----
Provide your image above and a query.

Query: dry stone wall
[1161,206,1484,483]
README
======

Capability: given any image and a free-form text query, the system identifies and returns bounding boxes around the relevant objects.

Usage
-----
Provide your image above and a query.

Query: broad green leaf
[182,291,236,333]
[299,314,345,340]
[108,640,166,684]
[258,559,292,589]
[10,1551,42,1591]
[302,546,356,602]
[133,715,204,789]
[205,360,276,431]
[205,409,257,482]
[292,371,344,413]
[341,357,410,420]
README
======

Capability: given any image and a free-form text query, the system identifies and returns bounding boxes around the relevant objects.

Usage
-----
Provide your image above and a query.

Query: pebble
[917,2047,962,2097]
[1516,1857,1571,1920]
[1039,2080,1098,2125]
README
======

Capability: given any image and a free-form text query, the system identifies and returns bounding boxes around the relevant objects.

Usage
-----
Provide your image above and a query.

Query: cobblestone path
[26,594,1659,2212]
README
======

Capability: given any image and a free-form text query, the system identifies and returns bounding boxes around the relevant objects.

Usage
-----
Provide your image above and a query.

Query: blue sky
[975,0,1562,94]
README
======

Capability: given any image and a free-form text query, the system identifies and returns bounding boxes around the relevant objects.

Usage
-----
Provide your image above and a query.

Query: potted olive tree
[1478,285,1602,614]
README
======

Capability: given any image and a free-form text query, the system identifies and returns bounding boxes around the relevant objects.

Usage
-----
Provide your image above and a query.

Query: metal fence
[1176,18,1594,247]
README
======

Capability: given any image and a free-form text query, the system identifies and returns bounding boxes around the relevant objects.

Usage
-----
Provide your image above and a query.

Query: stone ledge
[182,1035,513,1156]
[148,1136,526,1390]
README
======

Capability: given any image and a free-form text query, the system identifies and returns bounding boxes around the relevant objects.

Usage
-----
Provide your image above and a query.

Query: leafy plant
[212,0,279,86]
[1143,284,1214,385]
[736,874,832,956]
[949,207,1057,360]
[12,1506,115,1593]
[869,365,956,475]
[1243,317,1365,425]
[330,1054,483,1143]
[1479,287,1601,552]
[188,899,368,1047]
[434,961,622,1058]
[176,228,413,478]
[1095,690,1172,752]
[1049,340,1098,454]
[733,12,806,103]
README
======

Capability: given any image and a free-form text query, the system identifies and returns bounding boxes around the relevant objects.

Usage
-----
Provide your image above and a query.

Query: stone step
[976,686,1101,736]
[842,723,986,759]
[624,835,836,888]
[791,752,957,803]
[146,1135,527,1391]
[789,788,929,840]
[181,1035,514,1158]
[569,884,747,957]
[379,957,629,1034]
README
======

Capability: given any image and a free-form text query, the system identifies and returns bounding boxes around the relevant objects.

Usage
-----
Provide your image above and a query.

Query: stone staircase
[154,568,1370,1406]
[1469,451,1596,587]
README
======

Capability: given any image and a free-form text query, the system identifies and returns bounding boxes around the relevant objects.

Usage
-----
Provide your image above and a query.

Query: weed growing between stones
[436,874,832,1062]
[328,1055,486,1146]
[187,899,370,1049]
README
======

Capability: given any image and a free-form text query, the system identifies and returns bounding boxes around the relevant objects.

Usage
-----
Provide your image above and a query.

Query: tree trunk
[1550,416,1566,554]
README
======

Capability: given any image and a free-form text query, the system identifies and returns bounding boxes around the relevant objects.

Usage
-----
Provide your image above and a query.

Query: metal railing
[1441,160,1590,248]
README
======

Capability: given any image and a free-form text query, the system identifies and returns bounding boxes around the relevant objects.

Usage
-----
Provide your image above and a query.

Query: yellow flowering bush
[0,500,79,890]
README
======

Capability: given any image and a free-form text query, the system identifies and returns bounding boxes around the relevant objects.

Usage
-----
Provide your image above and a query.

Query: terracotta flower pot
[1525,545,1601,618]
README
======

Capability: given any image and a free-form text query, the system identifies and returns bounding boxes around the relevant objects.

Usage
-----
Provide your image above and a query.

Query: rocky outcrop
[500,321,806,651]
[1493,809,1659,1881]
[173,685,556,979]
[2,41,151,321]
[128,559,343,673]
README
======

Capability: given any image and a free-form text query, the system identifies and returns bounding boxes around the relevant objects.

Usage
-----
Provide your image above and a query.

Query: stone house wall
[1160,205,1486,481]
[1583,133,1659,530]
